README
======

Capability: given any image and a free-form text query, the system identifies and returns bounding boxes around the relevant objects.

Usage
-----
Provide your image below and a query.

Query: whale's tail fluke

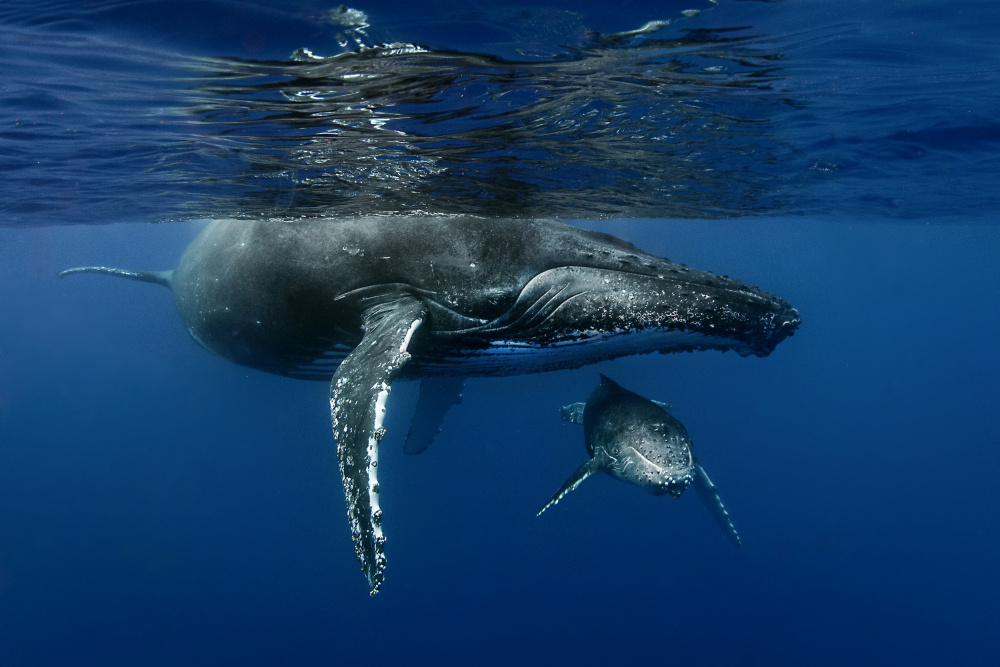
[58,266,173,289]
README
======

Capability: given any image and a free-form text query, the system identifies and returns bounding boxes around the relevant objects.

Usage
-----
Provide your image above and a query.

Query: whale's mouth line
[403,327,763,378]
[626,444,693,476]
[626,446,665,474]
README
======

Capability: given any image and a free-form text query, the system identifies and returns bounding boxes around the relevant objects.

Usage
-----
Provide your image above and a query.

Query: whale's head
[474,261,799,369]
[585,375,695,497]
[612,438,695,498]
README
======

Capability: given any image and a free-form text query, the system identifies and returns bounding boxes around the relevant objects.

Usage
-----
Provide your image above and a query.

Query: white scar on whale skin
[400,319,421,352]
[366,317,422,553]
[361,314,422,593]
[368,383,390,547]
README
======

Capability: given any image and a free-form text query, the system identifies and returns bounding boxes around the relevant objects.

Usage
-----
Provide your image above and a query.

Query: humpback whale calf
[540,374,741,547]
[61,216,797,592]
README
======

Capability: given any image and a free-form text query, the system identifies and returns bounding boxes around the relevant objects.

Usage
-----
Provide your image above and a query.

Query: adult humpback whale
[60,215,799,593]
[540,374,741,548]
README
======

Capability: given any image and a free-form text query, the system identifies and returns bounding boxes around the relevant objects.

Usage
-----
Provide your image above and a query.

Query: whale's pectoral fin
[403,376,466,455]
[536,459,601,516]
[330,296,427,595]
[692,458,741,548]
[559,402,586,424]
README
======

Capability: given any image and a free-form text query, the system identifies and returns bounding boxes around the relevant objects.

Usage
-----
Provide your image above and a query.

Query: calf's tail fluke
[58,266,173,289]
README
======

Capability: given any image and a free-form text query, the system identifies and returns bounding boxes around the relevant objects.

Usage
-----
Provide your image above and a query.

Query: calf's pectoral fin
[403,376,466,455]
[536,459,601,516]
[559,402,586,425]
[330,296,427,595]
[692,458,741,548]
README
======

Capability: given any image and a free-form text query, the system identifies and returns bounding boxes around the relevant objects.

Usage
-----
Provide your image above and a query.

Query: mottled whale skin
[61,216,797,592]
[540,374,741,547]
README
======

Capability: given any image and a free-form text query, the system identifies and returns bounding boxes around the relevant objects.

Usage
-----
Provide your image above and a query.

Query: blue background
[1,1,999,665]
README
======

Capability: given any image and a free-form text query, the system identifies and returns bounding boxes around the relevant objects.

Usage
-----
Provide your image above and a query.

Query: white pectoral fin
[403,375,466,455]
[330,296,427,595]
[692,459,741,548]
[559,402,586,424]
[536,459,601,516]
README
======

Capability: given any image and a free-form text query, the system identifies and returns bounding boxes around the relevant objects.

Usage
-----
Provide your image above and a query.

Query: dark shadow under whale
[60,215,799,593]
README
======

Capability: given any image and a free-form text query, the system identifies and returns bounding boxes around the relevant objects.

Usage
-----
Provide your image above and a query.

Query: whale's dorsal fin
[559,402,586,424]
[692,458,741,548]
[536,458,601,516]
[404,376,465,455]
[58,266,173,289]
[331,296,427,595]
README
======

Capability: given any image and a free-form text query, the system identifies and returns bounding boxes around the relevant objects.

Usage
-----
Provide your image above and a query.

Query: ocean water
[1,1,998,665]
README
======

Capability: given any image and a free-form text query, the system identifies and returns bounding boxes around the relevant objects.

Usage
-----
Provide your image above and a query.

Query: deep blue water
[1,1,999,666]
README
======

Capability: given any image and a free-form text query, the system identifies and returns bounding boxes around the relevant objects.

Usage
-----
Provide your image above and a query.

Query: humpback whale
[539,374,741,547]
[60,216,797,592]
